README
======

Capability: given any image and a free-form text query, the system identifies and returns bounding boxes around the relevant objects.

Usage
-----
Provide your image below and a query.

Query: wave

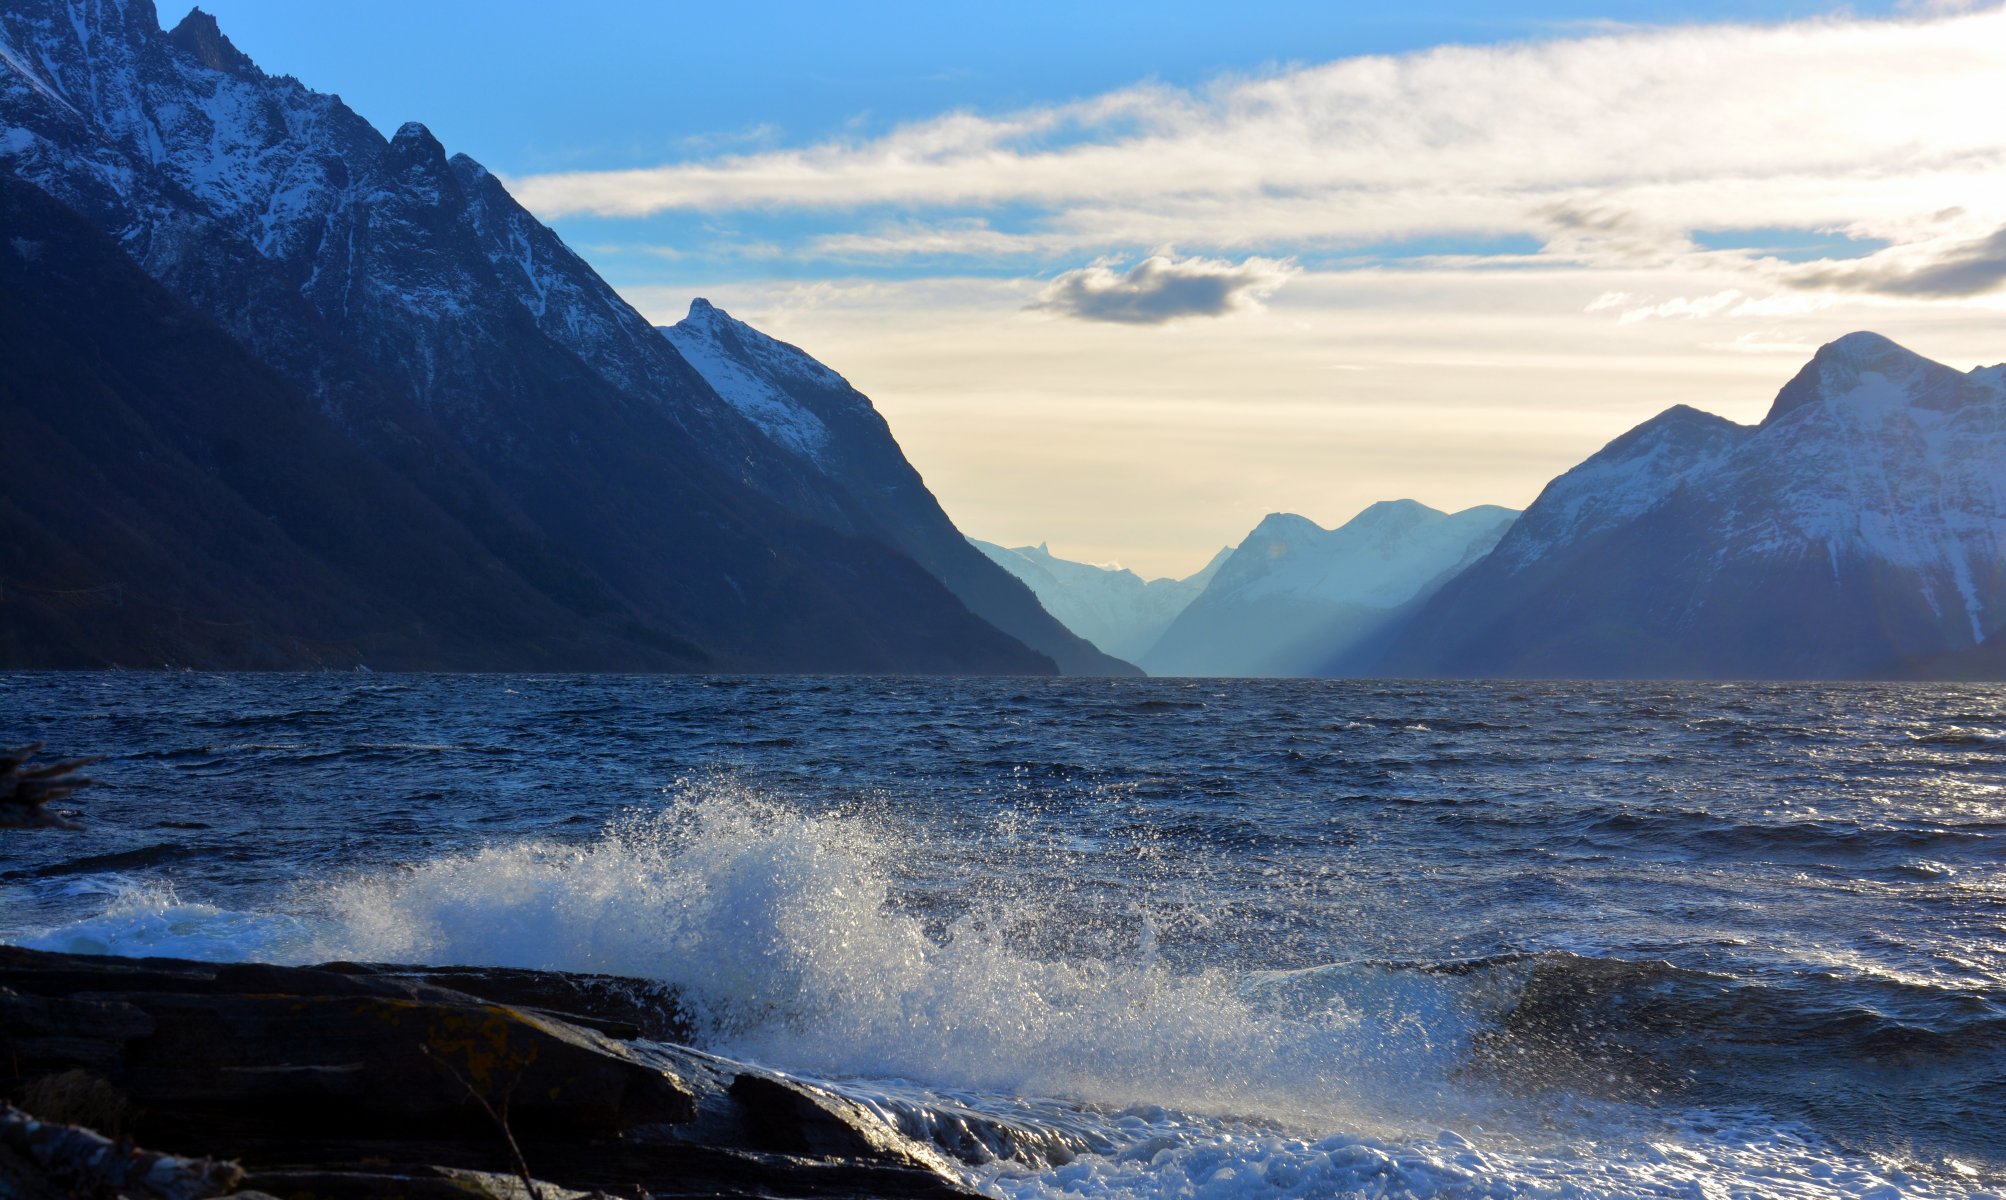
[15,780,2002,1196]
[285,784,1488,1134]
[1908,727,2006,746]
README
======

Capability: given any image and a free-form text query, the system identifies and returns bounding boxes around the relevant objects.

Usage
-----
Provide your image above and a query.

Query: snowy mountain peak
[1248,512,1323,542]
[1348,498,1441,534]
[1386,334,2006,677]
[1490,405,1748,573]
[661,299,860,461]
[1766,331,1977,425]
[165,8,258,78]
[389,121,448,165]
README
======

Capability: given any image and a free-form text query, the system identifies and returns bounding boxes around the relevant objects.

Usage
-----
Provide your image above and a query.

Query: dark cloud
[1534,201,1642,235]
[1790,225,2006,298]
[1032,253,1296,325]
[1530,201,1692,263]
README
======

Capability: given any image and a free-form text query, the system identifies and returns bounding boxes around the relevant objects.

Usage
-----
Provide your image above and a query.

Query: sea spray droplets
[317,781,917,1032]
[307,778,1463,1131]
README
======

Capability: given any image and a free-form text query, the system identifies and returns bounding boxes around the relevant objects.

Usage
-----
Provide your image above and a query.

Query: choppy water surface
[2,673,2002,1198]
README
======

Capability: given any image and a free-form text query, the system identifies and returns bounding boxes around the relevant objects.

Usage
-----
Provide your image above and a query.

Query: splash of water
[306,780,1478,1132]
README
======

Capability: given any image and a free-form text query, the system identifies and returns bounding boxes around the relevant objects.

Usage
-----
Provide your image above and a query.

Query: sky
[193,0,2006,578]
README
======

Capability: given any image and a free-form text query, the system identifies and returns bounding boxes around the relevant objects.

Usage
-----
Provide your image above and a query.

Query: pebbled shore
[0,945,978,1199]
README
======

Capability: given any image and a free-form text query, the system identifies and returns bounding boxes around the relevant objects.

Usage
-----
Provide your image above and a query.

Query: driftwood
[0,1101,243,1199]
[0,742,99,830]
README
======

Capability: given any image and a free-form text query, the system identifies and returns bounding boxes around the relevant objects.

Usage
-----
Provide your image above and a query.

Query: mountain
[0,171,670,669]
[968,540,1232,663]
[1144,501,1519,677]
[0,0,1057,673]
[1371,333,2006,679]
[662,301,1138,676]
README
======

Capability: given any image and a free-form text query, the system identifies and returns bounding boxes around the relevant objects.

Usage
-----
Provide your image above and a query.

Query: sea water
[1,672,2001,1198]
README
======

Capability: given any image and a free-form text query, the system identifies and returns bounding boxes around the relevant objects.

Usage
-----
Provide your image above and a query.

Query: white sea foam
[19,877,313,962]
[305,781,1485,1135]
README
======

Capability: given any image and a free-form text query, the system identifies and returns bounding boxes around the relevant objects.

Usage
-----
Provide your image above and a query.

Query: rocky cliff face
[0,0,1054,673]
[1373,333,2006,679]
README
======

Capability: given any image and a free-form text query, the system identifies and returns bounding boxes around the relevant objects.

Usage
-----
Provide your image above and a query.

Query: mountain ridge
[1148,501,1518,676]
[0,0,1067,674]
[662,299,1140,676]
[1370,332,2006,679]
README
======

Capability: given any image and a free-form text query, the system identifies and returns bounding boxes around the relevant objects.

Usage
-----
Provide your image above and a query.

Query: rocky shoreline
[0,945,981,1198]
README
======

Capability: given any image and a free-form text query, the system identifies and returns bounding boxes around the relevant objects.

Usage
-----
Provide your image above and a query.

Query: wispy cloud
[1031,253,1297,324]
[513,7,2006,283]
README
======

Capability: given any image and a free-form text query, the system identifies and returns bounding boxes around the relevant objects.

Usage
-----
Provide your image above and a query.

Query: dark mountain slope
[0,172,689,669]
[664,301,1139,675]
[0,0,1053,674]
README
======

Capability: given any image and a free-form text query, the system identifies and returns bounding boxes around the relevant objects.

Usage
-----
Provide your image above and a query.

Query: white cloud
[515,7,2006,282]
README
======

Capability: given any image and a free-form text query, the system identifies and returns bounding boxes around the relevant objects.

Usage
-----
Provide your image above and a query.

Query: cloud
[1030,254,1297,324]
[1898,0,2002,13]
[1788,225,2006,297]
[509,7,2006,278]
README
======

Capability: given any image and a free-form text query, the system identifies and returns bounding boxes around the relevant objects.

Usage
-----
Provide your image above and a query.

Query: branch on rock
[0,743,100,831]
[0,1102,242,1199]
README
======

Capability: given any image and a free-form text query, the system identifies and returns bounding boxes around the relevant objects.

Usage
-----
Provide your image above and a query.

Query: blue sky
[188,1,2006,575]
[196,1,1917,179]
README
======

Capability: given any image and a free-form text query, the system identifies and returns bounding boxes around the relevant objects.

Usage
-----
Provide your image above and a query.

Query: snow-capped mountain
[663,301,1137,676]
[0,0,1067,673]
[1373,333,2006,678]
[1144,501,1519,677]
[969,540,1232,663]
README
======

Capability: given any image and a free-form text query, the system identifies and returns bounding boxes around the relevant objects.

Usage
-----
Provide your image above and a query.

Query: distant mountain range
[997,333,2005,680]
[979,503,1515,677]
[0,0,1127,674]
[1148,502,1518,677]
[970,541,1232,663]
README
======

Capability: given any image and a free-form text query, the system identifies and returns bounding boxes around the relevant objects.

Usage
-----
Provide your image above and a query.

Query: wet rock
[0,946,977,1198]
[0,1102,243,1198]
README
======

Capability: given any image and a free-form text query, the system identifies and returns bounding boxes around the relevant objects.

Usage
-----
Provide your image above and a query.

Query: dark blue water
[3,673,2002,1198]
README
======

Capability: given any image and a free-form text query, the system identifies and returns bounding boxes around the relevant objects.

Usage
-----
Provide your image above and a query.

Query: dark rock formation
[0,743,97,831]
[0,946,977,1198]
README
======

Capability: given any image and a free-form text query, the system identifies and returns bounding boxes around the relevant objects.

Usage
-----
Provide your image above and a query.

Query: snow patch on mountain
[1380,332,2006,678]
[660,299,834,460]
[1490,407,1748,573]
[1483,333,2006,647]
